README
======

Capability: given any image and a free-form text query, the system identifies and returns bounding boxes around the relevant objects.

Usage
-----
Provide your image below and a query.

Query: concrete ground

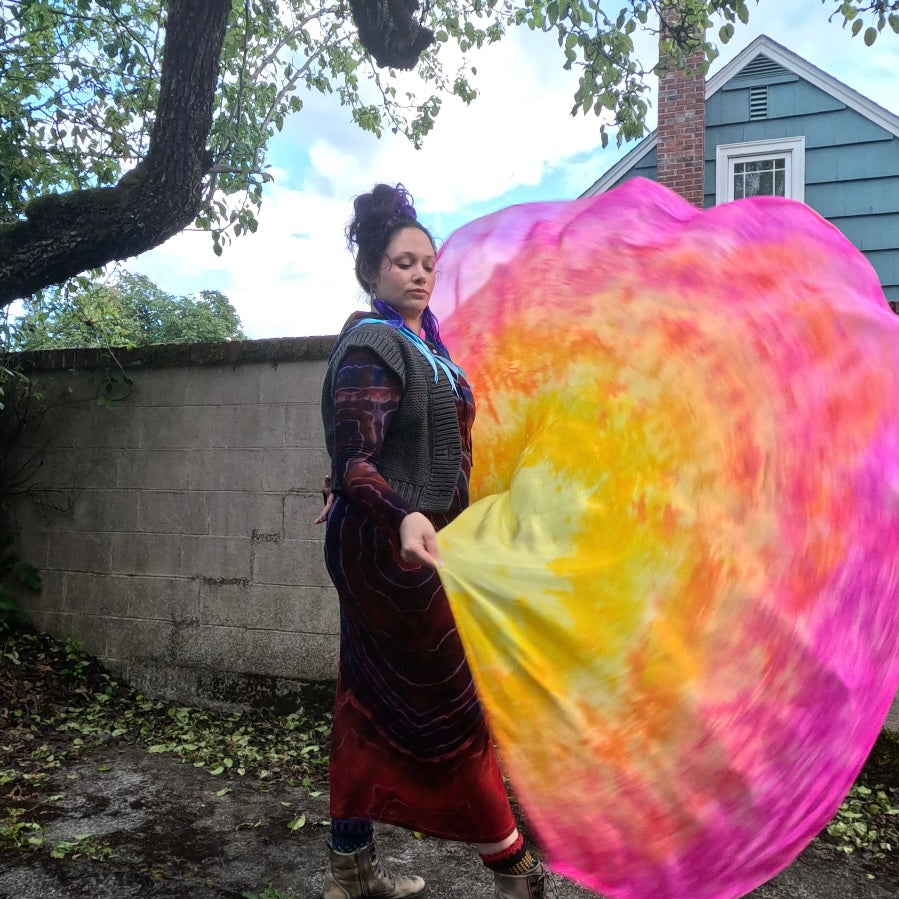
[0,741,895,899]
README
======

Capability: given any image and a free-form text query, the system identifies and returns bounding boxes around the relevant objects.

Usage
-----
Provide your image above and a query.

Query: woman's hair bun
[348,183,418,254]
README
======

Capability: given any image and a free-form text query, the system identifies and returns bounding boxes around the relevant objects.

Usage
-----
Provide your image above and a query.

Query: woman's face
[373,226,436,332]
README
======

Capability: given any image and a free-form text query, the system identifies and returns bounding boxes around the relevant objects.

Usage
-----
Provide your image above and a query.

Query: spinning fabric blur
[430,178,899,899]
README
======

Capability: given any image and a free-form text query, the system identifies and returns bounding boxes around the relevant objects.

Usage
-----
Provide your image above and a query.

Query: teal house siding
[621,148,657,185]
[583,36,899,309]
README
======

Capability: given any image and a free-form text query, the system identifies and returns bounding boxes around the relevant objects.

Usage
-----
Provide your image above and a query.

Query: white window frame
[715,136,806,205]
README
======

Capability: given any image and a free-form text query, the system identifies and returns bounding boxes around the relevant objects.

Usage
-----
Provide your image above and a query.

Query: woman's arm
[332,347,442,568]
[331,346,416,536]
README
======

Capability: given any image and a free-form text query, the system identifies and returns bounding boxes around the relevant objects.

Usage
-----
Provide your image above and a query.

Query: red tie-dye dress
[324,344,516,842]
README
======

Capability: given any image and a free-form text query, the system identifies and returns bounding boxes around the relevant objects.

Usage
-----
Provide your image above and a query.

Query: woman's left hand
[314,476,333,524]
[399,512,443,569]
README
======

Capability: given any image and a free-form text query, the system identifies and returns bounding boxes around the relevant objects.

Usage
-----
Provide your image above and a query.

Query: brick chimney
[656,12,706,207]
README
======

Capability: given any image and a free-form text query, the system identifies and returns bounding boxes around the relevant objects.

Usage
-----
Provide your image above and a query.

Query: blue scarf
[350,314,466,396]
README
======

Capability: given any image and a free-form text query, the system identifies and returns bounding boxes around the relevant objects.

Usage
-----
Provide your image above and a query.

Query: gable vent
[731,54,791,83]
[749,85,768,119]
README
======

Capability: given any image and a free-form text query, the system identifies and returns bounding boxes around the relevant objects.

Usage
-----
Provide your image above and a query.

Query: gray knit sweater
[320,319,462,512]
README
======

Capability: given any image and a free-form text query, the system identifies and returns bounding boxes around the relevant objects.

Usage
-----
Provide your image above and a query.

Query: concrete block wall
[3,338,898,730]
[5,338,339,709]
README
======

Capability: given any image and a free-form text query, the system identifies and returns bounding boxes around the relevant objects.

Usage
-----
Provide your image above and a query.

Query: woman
[318,184,557,899]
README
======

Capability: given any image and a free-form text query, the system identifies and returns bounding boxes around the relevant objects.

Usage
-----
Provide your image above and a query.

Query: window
[715,137,805,205]
[733,157,786,199]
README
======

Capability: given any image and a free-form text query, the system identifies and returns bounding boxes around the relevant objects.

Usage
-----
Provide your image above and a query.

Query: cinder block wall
[4,338,898,730]
[5,338,338,709]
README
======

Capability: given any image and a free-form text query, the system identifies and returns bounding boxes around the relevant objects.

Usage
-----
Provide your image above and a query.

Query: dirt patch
[2,622,898,899]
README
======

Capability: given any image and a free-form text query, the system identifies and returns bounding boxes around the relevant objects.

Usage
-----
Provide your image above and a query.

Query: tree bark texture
[0,0,232,307]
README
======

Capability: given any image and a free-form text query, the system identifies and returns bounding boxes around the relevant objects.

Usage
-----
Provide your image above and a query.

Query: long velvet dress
[324,344,516,842]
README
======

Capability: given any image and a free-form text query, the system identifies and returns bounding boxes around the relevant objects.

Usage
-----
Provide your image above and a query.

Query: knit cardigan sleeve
[331,347,413,535]
[322,321,407,464]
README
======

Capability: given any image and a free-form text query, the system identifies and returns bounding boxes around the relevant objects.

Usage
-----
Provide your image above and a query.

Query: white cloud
[133,26,622,338]
[133,180,367,338]
[295,26,621,212]
[131,4,899,338]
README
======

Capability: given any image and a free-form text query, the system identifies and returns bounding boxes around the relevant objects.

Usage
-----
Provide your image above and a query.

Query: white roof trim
[581,33,899,197]
[707,34,899,137]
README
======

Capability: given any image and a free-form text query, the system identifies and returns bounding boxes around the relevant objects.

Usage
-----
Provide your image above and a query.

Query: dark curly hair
[347,183,435,293]
[347,183,447,352]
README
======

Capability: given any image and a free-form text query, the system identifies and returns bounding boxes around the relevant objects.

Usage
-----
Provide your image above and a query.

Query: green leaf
[864,26,877,46]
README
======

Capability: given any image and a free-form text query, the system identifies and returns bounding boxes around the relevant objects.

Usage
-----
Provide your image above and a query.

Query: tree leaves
[0,625,333,797]
[823,783,899,859]
[3,0,896,297]
[829,0,899,44]
[2,1,515,256]
[0,0,164,219]
[5,269,246,351]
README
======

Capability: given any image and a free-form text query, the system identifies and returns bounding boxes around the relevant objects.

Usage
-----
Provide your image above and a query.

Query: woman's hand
[399,512,443,569]
[314,476,333,524]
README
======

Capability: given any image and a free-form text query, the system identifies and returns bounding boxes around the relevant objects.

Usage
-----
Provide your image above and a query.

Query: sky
[129,2,899,339]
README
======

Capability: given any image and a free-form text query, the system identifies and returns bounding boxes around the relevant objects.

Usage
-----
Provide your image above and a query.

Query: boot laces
[369,844,396,887]
[532,867,557,898]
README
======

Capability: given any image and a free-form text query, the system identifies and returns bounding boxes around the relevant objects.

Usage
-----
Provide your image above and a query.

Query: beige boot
[321,839,426,898]
[493,861,558,899]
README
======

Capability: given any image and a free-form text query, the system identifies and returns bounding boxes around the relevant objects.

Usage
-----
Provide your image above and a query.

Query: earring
[369,283,377,301]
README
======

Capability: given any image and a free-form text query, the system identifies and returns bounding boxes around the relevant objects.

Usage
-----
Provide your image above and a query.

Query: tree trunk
[0,0,232,307]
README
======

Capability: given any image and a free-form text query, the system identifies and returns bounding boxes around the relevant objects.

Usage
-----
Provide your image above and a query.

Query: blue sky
[130,3,899,338]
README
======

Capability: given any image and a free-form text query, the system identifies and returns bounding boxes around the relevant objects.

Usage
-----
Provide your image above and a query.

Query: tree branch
[247,7,340,83]
[0,0,232,307]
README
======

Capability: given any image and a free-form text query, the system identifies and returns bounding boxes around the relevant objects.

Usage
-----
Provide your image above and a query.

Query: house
[581,34,899,312]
